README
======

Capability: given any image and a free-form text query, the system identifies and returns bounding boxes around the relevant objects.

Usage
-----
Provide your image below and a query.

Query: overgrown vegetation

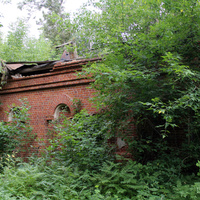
[1,154,200,199]
[0,19,58,62]
[47,110,114,171]
[1,0,200,199]
[0,105,200,199]
[69,0,200,176]
[18,0,72,46]
[0,99,35,168]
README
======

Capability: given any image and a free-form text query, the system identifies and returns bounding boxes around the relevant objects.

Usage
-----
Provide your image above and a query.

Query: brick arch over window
[49,94,75,118]
[54,104,71,120]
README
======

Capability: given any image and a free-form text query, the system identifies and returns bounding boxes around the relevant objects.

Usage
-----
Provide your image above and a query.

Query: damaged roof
[0,50,100,88]
[5,57,100,77]
[6,60,59,76]
[5,49,96,77]
[5,49,79,76]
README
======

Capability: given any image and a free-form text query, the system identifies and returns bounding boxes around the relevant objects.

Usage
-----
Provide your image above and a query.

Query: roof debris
[7,60,59,77]
[0,48,100,89]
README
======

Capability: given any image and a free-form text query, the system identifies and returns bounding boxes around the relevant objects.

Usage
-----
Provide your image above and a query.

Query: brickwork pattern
[0,59,136,159]
[0,61,97,155]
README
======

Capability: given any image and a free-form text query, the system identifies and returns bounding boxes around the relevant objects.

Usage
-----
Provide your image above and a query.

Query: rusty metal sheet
[6,64,24,71]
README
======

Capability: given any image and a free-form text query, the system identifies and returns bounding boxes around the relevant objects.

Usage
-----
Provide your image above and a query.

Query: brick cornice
[0,61,95,94]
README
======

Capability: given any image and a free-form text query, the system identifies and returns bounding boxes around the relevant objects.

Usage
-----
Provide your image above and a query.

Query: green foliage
[0,99,35,166]
[47,110,114,170]
[71,0,200,172]
[0,157,117,199]
[19,0,72,46]
[1,157,200,199]
[0,19,56,62]
[1,0,200,199]
[40,12,72,46]
[72,98,82,114]
[21,34,57,61]
[93,161,181,199]
[0,103,199,199]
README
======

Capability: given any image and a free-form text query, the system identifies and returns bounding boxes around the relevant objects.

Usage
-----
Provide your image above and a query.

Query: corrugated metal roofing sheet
[6,63,26,70]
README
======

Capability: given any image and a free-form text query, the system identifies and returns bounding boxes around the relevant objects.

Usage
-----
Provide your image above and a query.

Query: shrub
[1,158,200,199]
[47,110,114,171]
[0,99,35,168]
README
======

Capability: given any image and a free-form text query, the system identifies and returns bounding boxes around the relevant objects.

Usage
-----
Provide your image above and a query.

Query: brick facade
[0,59,97,154]
[0,58,134,159]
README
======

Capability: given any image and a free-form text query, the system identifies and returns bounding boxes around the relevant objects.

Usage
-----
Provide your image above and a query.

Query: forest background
[1,0,200,199]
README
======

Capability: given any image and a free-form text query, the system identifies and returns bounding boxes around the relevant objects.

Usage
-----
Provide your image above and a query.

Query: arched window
[54,104,71,120]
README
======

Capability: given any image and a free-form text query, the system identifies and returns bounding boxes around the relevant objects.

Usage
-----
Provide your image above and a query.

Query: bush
[47,110,114,171]
[1,158,200,199]
[0,99,35,169]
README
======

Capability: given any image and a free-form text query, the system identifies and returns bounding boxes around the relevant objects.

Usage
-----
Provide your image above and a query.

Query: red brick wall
[0,61,97,155]
[0,59,136,159]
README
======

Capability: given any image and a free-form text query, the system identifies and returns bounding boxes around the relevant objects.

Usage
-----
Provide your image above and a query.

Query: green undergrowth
[1,157,200,200]
[1,105,200,199]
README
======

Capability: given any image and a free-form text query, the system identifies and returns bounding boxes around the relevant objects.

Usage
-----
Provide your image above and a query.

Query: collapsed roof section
[5,48,90,77]
[6,49,77,77]
[0,42,100,88]
[0,56,100,89]
[6,60,60,77]
[0,41,96,87]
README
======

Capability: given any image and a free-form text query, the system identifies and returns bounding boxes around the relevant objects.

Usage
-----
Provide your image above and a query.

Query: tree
[0,19,56,62]
[18,0,72,46]
[74,0,200,167]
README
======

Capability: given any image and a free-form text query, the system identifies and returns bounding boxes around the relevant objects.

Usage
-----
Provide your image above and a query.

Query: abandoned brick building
[0,52,99,149]
[0,51,130,158]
